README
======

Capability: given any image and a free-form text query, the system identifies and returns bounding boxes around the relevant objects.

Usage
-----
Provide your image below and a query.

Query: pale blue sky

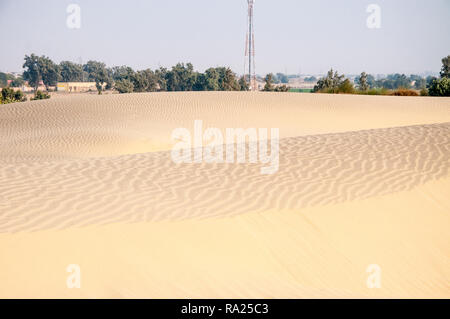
[1,0,449,75]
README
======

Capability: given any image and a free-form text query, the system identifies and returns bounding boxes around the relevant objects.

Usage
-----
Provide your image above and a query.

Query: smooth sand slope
[0,92,449,298]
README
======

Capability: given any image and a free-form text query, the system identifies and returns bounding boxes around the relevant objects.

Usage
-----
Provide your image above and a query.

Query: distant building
[21,81,39,92]
[57,82,97,93]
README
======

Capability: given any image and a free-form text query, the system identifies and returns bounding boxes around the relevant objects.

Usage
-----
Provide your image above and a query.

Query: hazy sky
[1,0,449,75]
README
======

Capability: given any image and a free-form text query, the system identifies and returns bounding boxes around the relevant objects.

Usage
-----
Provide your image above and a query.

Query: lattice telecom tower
[245,0,256,91]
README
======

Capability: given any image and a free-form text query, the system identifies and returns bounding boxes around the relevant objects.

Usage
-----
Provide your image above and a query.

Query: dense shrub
[420,88,429,96]
[13,89,25,101]
[1,87,27,104]
[375,74,411,89]
[275,84,290,92]
[428,77,450,97]
[114,79,134,94]
[313,69,345,93]
[337,79,355,94]
[31,90,50,100]
[389,89,419,96]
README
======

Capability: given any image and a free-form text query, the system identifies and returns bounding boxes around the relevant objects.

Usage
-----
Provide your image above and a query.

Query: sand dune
[0,123,449,232]
[1,92,449,159]
[0,92,449,298]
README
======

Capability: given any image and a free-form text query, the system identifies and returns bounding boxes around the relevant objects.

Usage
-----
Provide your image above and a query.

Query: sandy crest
[0,92,449,298]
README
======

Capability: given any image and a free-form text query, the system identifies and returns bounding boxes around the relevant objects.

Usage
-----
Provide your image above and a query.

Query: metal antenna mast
[245,0,256,91]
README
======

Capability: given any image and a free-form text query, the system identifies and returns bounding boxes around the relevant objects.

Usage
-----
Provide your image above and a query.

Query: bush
[313,69,345,93]
[275,84,290,92]
[365,88,389,95]
[337,79,355,94]
[1,87,15,102]
[420,88,428,96]
[14,90,25,101]
[389,89,419,96]
[1,87,27,104]
[31,90,51,100]
[428,77,450,97]
[115,79,134,94]
[289,88,313,93]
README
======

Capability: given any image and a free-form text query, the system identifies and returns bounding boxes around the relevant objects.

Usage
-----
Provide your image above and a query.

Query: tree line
[354,73,432,90]
[3,54,449,99]
[313,55,450,97]
[19,54,250,95]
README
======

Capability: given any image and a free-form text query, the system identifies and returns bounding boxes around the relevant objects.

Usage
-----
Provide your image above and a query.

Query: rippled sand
[0,92,449,298]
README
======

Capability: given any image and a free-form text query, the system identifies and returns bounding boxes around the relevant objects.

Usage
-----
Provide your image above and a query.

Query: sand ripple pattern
[0,123,449,233]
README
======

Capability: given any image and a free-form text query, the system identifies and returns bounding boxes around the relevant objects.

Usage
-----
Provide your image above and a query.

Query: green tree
[155,67,168,91]
[313,69,344,93]
[23,54,41,91]
[114,79,134,94]
[112,66,135,82]
[263,73,275,91]
[218,67,240,91]
[204,68,220,91]
[83,61,111,94]
[23,54,60,91]
[375,74,411,90]
[192,72,206,91]
[425,56,450,96]
[428,77,450,96]
[426,76,435,86]
[166,63,196,91]
[239,76,249,91]
[60,61,84,82]
[130,69,158,92]
[338,79,355,94]
[38,56,60,91]
[357,72,369,91]
[440,55,450,78]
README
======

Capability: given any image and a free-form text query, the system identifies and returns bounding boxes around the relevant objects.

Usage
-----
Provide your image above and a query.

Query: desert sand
[0,92,449,298]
